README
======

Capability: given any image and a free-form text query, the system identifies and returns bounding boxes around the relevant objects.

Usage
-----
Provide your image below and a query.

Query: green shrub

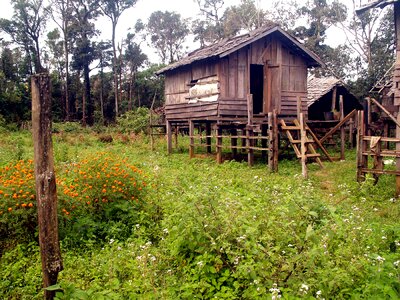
[117,108,156,134]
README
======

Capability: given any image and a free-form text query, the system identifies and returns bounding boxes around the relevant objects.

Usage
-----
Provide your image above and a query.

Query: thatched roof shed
[307,76,361,120]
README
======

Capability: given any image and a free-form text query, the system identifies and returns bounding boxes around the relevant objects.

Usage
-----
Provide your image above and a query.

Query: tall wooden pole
[395,2,400,196]
[300,113,308,179]
[31,73,63,300]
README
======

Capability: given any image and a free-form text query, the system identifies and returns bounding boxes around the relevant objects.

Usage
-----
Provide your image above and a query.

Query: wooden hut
[157,25,323,134]
[307,76,361,121]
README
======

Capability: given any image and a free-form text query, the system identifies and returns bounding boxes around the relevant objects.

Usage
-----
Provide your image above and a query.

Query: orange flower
[8,207,12,212]
[28,203,34,207]
[12,194,17,199]
[0,190,3,194]
[21,203,27,208]
[86,201,90,205]
[102,189,106,193]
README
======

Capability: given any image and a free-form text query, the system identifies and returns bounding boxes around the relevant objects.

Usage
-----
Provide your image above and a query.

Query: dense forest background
[0,0,395,126]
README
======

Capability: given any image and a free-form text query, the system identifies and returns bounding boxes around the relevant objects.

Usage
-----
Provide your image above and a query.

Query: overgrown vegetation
[0,129,399,299]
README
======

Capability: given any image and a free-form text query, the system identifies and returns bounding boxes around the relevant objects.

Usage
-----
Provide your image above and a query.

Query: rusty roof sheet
[307,76,343,107]
[356,0,398,14]
[157,25,323,75]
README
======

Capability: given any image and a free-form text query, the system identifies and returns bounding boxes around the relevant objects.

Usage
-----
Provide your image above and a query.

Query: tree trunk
[31,73,63,300]
[112,23,119,118]
[83,63,93,125]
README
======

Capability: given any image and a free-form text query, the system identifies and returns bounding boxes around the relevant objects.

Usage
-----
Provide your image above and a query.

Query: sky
[0,0,366,63]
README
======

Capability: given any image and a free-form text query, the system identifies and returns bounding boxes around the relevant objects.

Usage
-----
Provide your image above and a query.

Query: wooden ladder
[280,119,324,167]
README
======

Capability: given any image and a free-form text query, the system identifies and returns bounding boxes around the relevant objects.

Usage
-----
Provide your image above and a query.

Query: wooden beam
[331,86,337,111]
[369,97,400,128]
[31,73,63,300]
[247,94,253,125]
[319,109,356,144]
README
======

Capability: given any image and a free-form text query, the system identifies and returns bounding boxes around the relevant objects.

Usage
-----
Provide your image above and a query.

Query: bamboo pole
[31,73,63,300]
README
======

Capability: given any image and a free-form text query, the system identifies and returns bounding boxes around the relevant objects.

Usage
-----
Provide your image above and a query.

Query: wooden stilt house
[157,25,323,122]
[156,25,324,168]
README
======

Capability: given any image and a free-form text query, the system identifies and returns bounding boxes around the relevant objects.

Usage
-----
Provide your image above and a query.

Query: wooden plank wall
[165,102,218,120]
[218,49,248,101]
[165,67,192,105]
[280,44,308,116]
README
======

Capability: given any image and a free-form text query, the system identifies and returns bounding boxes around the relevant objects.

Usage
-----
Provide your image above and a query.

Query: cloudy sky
[0,0,365,63]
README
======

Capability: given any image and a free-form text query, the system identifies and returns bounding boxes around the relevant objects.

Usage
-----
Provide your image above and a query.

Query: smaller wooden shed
[307,76,361,121]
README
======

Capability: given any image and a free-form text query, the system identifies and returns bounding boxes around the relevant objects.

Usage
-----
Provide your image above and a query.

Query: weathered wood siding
[165,102,218,120]
[280,43,308,116]
[165,66,191,105]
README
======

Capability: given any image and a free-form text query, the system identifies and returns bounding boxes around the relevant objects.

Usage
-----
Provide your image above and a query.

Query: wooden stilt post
[247,127,254,166]
[166,120,173,154]
[268,112,273,170]
[340,95,345,160]
[189,120,194,158]
[300,113,308,179]
[216,125,222,164]
[231,128,238,158]
[247,94,254,166]
[174,125,179,149]
[273,109,279,172]
[206,122,212,154]
[349,117,354,149]
[331,86,337,112]
[31,73,63,300]
[396,114,400,195]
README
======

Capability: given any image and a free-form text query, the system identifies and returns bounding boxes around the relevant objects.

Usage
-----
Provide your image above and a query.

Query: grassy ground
[0,128,399,299]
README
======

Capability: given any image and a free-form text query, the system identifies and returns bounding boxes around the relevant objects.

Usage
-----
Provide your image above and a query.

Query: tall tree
[146,11,189,64]
[47,0,73,120]
[223,0,268,36]
[70,0,100,126]
[0,0,48,74]
[194,0,225,43]
[100,0,137,118]
[124,33,147,110]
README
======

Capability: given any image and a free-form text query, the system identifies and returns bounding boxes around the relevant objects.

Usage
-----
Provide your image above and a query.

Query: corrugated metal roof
[356,0,397,14]
[307,76,342,107]
[156,25,323,75]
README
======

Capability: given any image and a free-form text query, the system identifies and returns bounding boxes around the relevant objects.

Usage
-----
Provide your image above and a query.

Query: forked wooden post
[166,120,173,154]
[31,73,63,300]
[189,120,195,158]
[300,113,308,179]
[174,125,179,149]
[396,113,400,195]
[340,95,345,160]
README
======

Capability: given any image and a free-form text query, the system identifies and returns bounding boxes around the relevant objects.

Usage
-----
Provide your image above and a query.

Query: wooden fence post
[31,73,63,300]
[356,110,365,182]
[273,110,279,172]
[300,113,308,179]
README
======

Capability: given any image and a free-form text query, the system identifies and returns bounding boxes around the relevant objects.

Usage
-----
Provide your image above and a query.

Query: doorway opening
[250,64,264,114]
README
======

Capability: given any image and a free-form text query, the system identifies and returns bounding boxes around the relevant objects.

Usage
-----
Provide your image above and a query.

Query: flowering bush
[0,153,151,250]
